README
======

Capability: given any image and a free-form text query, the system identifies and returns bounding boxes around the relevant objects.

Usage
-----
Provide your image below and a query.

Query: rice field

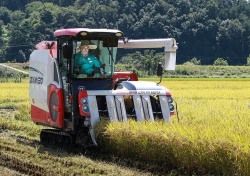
[0,79,29,109]
[0,78,250,175]
[96,78,250,175]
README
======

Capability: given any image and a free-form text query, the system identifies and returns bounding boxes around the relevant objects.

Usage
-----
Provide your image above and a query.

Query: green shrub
[183,61,195,66]
[183,57,201,66]
[190,57,201,65]
[213,58,228,66]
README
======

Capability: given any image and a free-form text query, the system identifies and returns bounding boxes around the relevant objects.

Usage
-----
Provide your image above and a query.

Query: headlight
[169,104,175,111]
[80,32,88,36]
[82,105,88,111]
[84,118,91,127]
[115,32,123,37]
[81,98,87,104]
[167,97,173,103]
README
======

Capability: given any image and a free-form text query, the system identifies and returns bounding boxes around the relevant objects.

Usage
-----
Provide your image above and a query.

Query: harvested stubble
[0,134,149,176]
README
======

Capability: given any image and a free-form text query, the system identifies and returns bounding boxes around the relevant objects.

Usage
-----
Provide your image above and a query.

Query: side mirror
[63,44,73,59]
[157,62,163,76]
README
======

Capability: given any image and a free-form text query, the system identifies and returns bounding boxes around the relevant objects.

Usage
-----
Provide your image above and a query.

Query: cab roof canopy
[54,28,123,38]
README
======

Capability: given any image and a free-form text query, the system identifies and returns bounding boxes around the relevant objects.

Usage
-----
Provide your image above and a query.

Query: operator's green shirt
[74,53,102,75]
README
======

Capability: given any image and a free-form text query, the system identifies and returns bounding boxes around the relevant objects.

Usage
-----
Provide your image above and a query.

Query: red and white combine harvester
[29,28,178,147]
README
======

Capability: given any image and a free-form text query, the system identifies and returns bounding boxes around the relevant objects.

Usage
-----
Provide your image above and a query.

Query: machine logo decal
[129,90,161,95]
[78,86,85,91]
[29,67,44,76]
[29,67,44,84]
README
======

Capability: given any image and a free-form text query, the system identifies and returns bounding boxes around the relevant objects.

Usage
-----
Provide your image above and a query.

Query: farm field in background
[0,78,250,175]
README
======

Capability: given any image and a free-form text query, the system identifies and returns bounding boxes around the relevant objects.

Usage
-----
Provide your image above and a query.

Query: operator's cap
[80,40,97,49]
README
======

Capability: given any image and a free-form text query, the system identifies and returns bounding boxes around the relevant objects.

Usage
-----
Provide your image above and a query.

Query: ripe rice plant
[0,79,40,138]
[96,78,250,175]
[0,79,29,108]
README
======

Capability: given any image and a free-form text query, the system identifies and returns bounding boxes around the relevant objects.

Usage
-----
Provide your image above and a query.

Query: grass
[167,65,250,78]
[116,64,250,78]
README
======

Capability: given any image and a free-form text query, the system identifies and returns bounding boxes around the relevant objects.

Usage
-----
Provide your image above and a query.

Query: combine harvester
[29,28,178,147]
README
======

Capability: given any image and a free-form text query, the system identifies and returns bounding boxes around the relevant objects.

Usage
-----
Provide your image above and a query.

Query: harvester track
[40,129,74,150]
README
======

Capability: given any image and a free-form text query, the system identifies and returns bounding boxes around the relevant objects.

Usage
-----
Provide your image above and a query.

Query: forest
[0,0,249,65]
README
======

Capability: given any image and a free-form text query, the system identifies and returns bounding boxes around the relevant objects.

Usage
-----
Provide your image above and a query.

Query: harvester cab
[29,28,178,147]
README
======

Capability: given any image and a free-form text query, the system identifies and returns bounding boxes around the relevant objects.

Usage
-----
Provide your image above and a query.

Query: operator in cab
[74,40,105,77]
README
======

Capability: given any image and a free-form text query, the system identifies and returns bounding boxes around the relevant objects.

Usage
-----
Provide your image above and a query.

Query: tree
[0,20,3,37]
[0,7,11,25]
[18,50,27,63]
[216,19,245,64]
[0,0,31,11]
[0,0,250,65]
[247,55,250,66]
[0,20,4,61]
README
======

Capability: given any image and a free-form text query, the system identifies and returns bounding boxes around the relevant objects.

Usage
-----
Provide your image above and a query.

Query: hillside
[0,0,249,65]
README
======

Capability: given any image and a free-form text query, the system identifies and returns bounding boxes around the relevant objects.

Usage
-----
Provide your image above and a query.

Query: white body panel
[88,96,100,126]
[29,50,54,112]
[114,95,128,122]
[118,38,178,70]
